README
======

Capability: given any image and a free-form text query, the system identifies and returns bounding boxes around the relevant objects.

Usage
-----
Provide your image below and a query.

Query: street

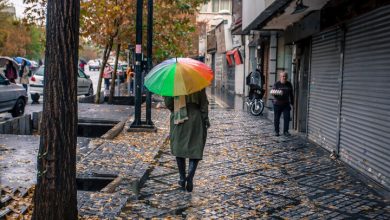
[0,65,105,121]
[84,65,103,96]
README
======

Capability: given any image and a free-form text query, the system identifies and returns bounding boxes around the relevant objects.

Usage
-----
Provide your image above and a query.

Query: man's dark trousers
[274,104,291,133]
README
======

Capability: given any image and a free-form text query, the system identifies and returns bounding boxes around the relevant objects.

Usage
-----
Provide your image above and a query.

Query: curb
[101,119,127,139]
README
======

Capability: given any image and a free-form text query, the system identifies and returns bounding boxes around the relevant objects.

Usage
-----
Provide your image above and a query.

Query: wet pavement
[209,87,248,111]
[0,134,133,218]
[0,135,91,188]
[0,102,132,124]
[1,92,390,219]
[117,95,390,219]
[0,107,169,219]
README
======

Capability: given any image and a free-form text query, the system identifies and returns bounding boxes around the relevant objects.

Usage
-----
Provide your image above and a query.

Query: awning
[226,48,243,66]
[242,0,293,34]
[243,0,331,33]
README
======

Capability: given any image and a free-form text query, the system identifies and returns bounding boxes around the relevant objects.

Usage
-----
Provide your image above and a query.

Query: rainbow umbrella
[144,58,213,96]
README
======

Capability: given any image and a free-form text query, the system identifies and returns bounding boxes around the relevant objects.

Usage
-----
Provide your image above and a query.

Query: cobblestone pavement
[1,107,166,219]
[2,96,390,219]
[76,108,171,219]
[118,100,390,219]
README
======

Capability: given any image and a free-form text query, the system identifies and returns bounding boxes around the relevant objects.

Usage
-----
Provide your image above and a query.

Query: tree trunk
[94,39,113,103]
[32,1,79,219]
[109,43,121,104]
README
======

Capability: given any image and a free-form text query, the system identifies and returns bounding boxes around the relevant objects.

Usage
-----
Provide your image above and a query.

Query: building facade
[241,0,390,195]
[197,0,246,95]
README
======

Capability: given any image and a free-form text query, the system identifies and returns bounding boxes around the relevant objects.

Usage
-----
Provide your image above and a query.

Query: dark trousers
[274,104,291,133]
[104,78,110,90]
[176,157,199,181]
[22,84,28,92]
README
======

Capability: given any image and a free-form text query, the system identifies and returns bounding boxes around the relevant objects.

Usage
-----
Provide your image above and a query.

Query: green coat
[164,89,209,159]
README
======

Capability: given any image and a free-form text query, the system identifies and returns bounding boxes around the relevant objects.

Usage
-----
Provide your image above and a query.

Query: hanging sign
[136,44,142,54]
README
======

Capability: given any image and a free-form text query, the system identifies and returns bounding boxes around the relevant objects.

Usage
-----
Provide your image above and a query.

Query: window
[35,66,44,76]
[220,0,230,11]
[212,0,231,13]
[199,4,208,12]
[78,69,87,78]
[0,73,6,84]
[212,0,219,12]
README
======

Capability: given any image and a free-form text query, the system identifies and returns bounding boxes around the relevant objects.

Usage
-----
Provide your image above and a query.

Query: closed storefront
[307,5,390,191]
[214,53,224,89]
[226,63,235,92]
[308,28,341,152]
[339,5,390,190]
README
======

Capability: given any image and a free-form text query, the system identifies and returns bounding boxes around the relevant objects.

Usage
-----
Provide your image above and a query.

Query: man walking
[271,72,294,136]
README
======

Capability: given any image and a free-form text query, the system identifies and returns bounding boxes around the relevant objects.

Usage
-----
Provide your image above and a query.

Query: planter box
[0,114,32,135]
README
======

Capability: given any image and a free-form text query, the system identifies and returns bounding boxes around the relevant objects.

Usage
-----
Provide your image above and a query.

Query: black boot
[176,157,186,189]
[186,159,199,192]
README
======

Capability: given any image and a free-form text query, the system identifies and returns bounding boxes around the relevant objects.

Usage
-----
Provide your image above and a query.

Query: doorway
[293,39,310,133]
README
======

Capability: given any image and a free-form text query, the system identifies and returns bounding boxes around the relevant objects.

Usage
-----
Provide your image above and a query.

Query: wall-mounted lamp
[291,0,308,14]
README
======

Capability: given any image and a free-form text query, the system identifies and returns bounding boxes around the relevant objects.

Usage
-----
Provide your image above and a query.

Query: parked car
[110,64,127,83]
[0,73,28,117]
[88,59,101,71]
[30,66,94,97]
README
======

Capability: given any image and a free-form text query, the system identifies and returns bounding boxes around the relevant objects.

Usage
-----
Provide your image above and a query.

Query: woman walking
[103,64,113,90]
[164,89,210,192]
[19,60,30,91]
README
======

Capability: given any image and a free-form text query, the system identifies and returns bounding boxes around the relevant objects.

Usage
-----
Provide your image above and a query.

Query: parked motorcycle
[245,88,264,116]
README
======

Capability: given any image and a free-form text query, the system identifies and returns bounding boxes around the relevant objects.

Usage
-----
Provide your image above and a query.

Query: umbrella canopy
[30,60,38,67]
[144,58,213,96]
[13,57,32,66]
[0,56,20,70]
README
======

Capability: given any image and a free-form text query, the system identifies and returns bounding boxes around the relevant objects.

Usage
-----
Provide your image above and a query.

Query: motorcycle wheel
[250,100,264,116]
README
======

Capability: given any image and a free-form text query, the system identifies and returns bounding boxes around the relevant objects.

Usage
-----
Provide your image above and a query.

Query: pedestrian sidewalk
[75,107,171,219]
[117,98,390,219]
[1,96,389,219]
[0,107,170,219]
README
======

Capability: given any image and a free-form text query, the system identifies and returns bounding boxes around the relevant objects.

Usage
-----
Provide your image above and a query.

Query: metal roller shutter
[340,5,390,190]
[308,28,341,152]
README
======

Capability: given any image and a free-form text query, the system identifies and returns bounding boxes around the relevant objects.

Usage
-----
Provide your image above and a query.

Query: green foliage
[0,1,44,60]
[21,0,209,63]
[26,26,45,60]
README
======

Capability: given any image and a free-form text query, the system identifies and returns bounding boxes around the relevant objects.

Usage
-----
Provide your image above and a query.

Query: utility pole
[128,0,156,131]
[131,0,143,127]
[145,0,153,126]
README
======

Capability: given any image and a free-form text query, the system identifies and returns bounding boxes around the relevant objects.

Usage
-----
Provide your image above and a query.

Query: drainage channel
[76,118,122,192]
[77,118,118,138]
[76,174,118,192]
